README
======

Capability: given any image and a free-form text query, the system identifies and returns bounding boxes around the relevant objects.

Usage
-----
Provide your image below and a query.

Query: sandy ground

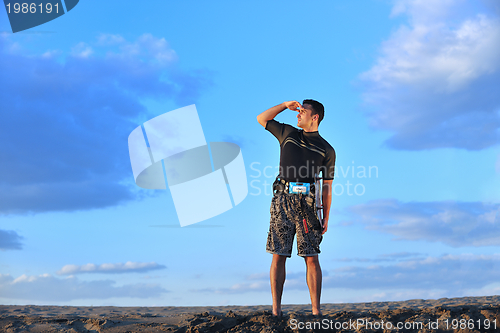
[1,295,500,332]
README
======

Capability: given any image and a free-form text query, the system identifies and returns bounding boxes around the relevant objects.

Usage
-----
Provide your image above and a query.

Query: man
[257,100,335,317]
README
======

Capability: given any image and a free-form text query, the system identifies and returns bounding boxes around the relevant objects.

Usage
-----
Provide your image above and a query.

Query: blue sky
[1,0,500,306]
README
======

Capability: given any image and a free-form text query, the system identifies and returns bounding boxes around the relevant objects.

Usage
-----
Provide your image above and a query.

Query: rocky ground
[2,295,500,332]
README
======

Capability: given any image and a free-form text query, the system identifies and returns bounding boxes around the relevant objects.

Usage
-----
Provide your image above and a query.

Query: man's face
[297,104,316,129]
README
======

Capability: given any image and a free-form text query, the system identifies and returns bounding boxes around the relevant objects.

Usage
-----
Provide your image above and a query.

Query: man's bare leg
[304,255,322,315]
[270,254,287,316]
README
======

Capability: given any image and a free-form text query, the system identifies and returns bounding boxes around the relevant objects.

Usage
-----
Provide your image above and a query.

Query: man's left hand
[321,217,329,234]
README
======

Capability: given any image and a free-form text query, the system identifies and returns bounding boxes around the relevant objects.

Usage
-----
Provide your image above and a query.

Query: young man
[257,100,336,317]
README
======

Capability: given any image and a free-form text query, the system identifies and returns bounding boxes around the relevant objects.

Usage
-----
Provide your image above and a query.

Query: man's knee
[272,254,287,266]
[304,255,320,266]
[273,254,287,261]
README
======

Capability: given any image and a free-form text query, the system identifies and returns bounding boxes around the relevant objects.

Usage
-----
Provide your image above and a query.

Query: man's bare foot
[272,310,282,318]
[312,308,322,316]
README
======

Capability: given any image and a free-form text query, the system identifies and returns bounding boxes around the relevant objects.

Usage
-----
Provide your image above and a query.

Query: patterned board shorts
[266,192,323,257]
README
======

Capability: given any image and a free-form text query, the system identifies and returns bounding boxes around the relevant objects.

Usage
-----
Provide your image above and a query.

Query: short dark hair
[303,99,324,125]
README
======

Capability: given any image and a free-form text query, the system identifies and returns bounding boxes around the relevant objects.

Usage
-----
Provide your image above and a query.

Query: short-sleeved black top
[265,119,336,183]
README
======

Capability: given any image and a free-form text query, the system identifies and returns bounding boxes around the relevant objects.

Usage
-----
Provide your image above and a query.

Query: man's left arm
[321,179,333,234]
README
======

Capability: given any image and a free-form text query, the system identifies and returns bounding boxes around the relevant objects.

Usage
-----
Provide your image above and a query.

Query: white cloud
[57,262,166,275]
[191,282,269,295]
[347,199,500,247]
[192,253,500,297]
[192,271,325,295]
[366,13,500,92]
[41,49,62,58]
[70,42,93,58]
[219,282,269,294]
[96,33,126,45]
[0,274,167,301]
[324,254,500,293]
[390,0,459,22]
[336,252,425,263]
[354,289,449,303]
[97,33,177,66]
[360,0,500,150]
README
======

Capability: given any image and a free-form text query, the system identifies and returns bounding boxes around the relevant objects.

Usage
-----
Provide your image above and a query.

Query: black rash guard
[265,119,336,183]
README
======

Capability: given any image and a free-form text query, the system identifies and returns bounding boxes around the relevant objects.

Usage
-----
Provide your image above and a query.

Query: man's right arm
[257,101,302,128]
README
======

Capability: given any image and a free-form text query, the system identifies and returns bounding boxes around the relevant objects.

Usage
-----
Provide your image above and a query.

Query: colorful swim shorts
[266,192,323,257]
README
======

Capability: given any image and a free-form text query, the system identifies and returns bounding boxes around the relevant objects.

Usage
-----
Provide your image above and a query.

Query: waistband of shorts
[274,178,316,194]
[277,178,315,186]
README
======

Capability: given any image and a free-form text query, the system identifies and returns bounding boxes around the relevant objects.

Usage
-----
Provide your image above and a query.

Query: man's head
[303,99,324,125]
[297,99,324,130]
